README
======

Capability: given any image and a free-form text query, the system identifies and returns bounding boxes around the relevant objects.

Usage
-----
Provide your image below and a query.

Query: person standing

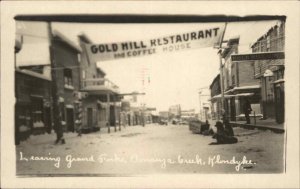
[243,98,252,124]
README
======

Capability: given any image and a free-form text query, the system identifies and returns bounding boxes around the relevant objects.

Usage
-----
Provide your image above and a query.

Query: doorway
[230,98,236,121]
[87,108,93,127]
[66,108,75,132]
[110,105,115,126]
[44,107,52,133]
[128,114,131,126]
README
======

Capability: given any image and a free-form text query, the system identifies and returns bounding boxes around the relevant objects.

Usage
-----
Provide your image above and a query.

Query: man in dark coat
[243,98,252,124]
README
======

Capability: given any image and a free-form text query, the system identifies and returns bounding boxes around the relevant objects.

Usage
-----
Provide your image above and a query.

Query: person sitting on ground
[223,120,234,136]
[212,121,238,144]
[221,113,234,136]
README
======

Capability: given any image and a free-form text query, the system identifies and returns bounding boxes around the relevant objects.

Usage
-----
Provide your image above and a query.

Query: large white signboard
[84,25,225,61]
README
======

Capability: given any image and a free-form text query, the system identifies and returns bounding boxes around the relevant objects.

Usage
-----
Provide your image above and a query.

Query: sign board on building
[231,52,285,62]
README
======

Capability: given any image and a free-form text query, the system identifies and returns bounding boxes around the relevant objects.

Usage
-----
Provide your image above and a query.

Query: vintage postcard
[1,1,299,188]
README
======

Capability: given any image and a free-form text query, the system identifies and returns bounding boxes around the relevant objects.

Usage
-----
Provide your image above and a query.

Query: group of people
[212,121,238,144]
[200,119,238,144]
[208,98,252,144]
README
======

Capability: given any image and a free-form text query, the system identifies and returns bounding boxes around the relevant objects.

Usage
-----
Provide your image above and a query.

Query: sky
[16,20,279,112]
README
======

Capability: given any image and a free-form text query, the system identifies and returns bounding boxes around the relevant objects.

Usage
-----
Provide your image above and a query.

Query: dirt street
[16,123,284,175]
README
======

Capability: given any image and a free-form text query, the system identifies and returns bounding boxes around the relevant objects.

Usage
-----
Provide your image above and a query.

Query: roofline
[251,20,285,48]
[78,33,93,44]
[52,30,82,53]
[19,64,51,68]
[14,14,286,23]
[221,36,240,58]
[96,67,106,76]
[16,69,52,81]
[209,74,220,89]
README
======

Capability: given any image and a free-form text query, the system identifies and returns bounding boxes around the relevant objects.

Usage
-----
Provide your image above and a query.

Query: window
[232,75,235,86]
[266,36,270,51]
[77,54,81,62]
[261,43,265,52]
[256,42,261,52]
[82,70,86,79]
[64,68,73,87]
[93,75,96,85]
[31,96,44,128]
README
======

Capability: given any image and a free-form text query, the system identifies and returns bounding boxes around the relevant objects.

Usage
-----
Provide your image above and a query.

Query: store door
[127,114,131,126]
[110,105,115,126]
[230,98,236,121]
[274,83,284,124]
[66,108,74,132]
[44,107,52,133]
[87,108,93,127]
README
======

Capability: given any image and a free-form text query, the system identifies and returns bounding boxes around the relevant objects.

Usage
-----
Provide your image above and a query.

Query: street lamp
[263,69,274,77]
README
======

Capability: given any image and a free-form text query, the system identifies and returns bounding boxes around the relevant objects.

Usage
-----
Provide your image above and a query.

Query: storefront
[80,79,121,133]
[15,69,52,144]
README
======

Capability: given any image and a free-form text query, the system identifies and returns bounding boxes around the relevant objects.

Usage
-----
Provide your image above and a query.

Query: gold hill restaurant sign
[84,25,225,62]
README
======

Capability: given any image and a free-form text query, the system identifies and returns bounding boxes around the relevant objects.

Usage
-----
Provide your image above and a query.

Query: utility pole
[107,93,111,133]
[15,37,22,145]
[113,95,117,132]
[47,22,64,144]
[141,103,145,127]
[218,22,227,122]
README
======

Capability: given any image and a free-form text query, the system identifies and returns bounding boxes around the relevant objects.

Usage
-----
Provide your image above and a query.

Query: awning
[272,79,284,84]
[209,93,254,100]
[97,100,108,108]
[16,69,51,81]
[210,94,235,100]
[225,85,260,93]
[235,93,255,97]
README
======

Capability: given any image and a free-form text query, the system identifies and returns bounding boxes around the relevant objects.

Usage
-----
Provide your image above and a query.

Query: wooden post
[254,111,256,125]
[142,105,145,127]
[107,93,110,133]
[113,95,117,132]
[119,107,121,131]
[14,37,21,145]
[218,22,227,122]
[47,22,64,144]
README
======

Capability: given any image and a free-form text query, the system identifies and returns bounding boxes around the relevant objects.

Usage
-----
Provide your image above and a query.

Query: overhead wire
[15,32,49,40]
[16,27,283,48]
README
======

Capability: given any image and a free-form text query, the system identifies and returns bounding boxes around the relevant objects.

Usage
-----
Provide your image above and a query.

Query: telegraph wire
[15,32,49,40]
[15,31,285,48]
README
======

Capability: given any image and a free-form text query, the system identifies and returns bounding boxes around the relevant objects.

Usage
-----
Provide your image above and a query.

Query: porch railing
[81,78,119,93]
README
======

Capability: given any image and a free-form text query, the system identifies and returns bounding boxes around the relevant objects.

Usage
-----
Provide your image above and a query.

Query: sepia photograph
[1,1,300,188]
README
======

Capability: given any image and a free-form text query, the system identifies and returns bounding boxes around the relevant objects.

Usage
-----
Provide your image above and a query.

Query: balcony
[81,78,120,95]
